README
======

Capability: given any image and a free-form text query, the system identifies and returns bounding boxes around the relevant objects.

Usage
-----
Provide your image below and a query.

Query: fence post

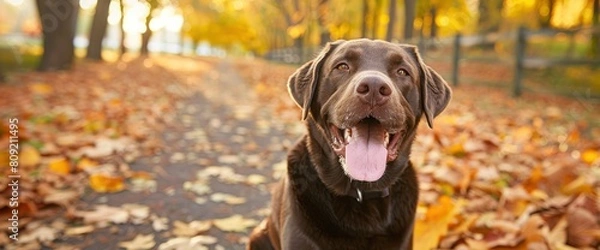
[452,33,461,86]
[513,26,526,97]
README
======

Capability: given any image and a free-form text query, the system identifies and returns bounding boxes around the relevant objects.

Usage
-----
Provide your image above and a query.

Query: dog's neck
[344,186,390,203]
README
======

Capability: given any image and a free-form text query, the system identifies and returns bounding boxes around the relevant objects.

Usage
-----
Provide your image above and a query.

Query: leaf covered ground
[1,55,599,250]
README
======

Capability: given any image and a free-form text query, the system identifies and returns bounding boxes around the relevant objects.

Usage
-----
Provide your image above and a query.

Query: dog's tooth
[384,133,390,147]
[345,129,352,142]
[339,156,349,175]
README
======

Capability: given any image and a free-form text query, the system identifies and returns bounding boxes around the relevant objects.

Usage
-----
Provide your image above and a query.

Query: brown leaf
[566,207,600,247]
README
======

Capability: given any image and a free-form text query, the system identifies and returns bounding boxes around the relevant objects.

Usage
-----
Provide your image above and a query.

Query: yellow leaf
[20,145,41,167]
[581,149,599,165]
[29,83,53,95]
[561,176,593,195]
[445,142,466,157]
[89,174,124,193]
[48,157,71,175]
[414,196,463,250]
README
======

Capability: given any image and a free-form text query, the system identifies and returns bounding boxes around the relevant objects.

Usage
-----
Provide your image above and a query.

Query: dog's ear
[400,45,451,128]
[288,40,344,120]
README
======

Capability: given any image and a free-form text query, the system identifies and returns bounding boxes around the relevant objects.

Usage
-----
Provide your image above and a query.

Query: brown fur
[248,39,451,250]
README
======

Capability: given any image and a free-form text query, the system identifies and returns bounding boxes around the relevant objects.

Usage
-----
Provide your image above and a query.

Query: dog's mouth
[329,117,404,182]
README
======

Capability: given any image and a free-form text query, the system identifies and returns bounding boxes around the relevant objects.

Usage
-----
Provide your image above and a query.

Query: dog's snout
[355,75,392,106]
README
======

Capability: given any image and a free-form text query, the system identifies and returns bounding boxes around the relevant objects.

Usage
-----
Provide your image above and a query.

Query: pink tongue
[345,121,387,182]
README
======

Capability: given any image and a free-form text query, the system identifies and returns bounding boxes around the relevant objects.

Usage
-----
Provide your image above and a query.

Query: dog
[248,39,451,250]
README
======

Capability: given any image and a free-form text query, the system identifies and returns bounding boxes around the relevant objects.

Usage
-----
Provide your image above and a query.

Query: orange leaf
[414,196,463,250]
[29,83,53,95]
[581,149,599,165]
[89,174,124,193]
[48,157,71,175]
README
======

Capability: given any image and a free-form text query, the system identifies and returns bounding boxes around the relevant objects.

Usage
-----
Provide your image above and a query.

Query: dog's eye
[336,63,350,71]
[397,69,408,76]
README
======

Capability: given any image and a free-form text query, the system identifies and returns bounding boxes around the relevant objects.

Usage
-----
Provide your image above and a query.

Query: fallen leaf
[183,180,211,196]
[74,205,129,224]
[246,174,267,185]
[581,149,599,165]
[158,236,211,250]
[210,192,247,205]
[64,225,95,236]
[19,225,57,243]
[152,216,169,232]
[118,234,156,250]
[213,215,259,233]
[47,157,71,175]
[43,189,79,206]
[20,145,41,167]
[566,207,599,247]
[89,173,125,193]
[122,203,150,223]
[414,196,463,250]
[76,157,99,171]
[173,220,212,237]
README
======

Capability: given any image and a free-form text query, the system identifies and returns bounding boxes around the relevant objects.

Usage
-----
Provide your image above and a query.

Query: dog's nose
[355,76,392,106]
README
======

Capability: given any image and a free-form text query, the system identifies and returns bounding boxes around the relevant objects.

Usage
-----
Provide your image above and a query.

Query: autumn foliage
[0,55,599,249]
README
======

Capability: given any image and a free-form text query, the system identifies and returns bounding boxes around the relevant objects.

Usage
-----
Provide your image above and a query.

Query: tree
[317,0,331,45]
[537,0,555,29]
[86,0,111,60]
[592,0,599,57]
[404,0,416,40]
[140,0,160,55]
[386,0,397,41]
[35,0,79,71]
[273,0,306,55]
[119,0,127,56]
[429,6,437,39]
[477,0,504,34]
[361,0,369,37]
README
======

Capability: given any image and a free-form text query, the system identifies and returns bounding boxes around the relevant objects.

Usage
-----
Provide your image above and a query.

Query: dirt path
[65,58,299,249]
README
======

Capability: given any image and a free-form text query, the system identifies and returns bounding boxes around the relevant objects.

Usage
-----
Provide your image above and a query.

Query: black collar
[346,187,390,202]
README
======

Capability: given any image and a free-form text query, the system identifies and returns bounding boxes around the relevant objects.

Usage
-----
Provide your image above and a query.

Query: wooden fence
[451,26,600,97]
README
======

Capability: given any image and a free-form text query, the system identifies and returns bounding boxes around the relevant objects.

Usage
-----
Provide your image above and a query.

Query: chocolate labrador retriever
[248,39,451,250]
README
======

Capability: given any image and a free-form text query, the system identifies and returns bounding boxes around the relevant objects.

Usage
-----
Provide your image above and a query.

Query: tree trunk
[371,0,382,38]
[361,0,369,38]
[140,0,159,56]
[429,7,438,39]
[86,0,111,60]
[385,0,397,41]
[317,0,330,45]
[35,0,79,71]
[119,0,126,57]
[140,14,153,55]
[592,0,599,57]
[403,0,416,40]
[539,0,555,29]
[478,0,504,33]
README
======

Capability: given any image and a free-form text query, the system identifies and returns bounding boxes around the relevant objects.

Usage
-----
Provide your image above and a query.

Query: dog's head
[288,39,451,191]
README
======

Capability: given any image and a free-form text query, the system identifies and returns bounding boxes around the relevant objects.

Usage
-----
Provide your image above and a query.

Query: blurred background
[1,0,599,98]
[1,1,600,249]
